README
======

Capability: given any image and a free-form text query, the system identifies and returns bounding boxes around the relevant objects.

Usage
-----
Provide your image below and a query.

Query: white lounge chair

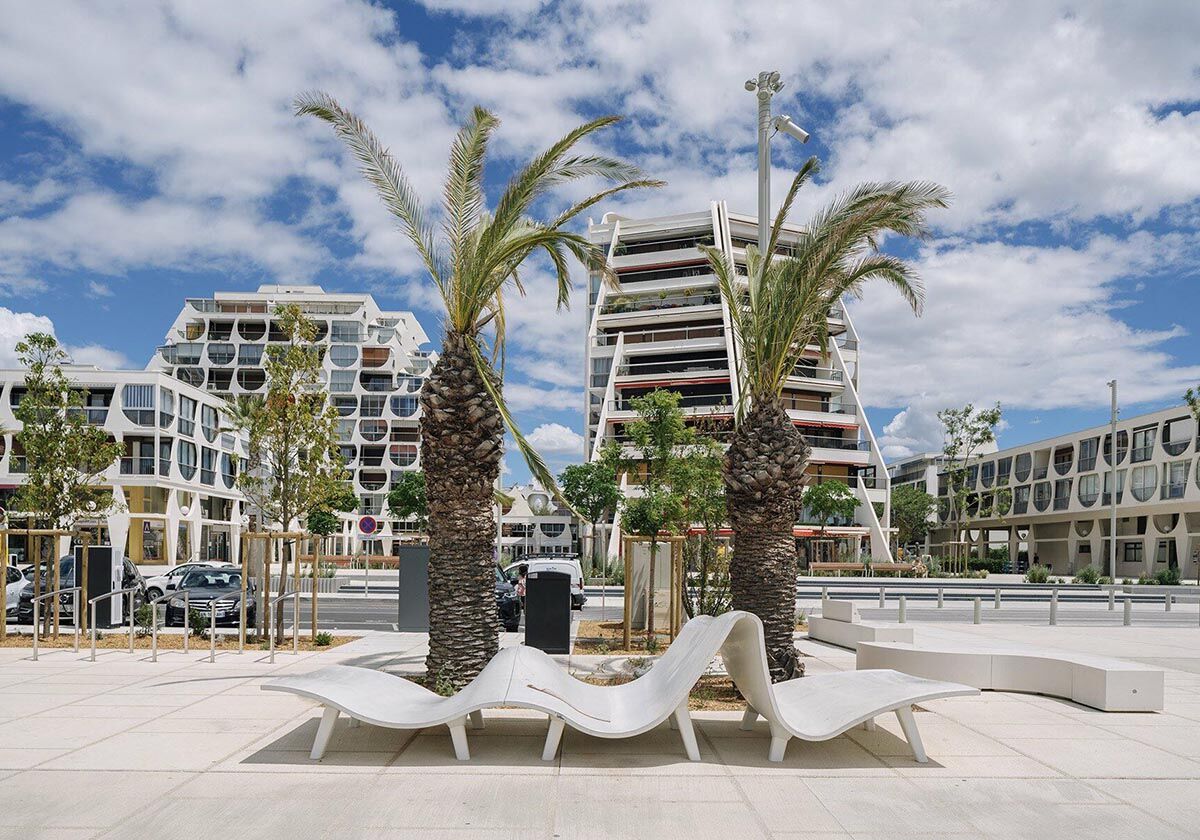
[262,650,517,760]
[719,612,979,762]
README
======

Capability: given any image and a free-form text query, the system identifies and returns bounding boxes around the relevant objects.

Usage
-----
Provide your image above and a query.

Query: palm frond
[443,106,499,275]
[766,156,820,259]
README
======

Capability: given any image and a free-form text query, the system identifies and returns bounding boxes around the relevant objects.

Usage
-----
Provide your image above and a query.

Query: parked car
[144,561,237,601]
[16,555,147,624]
[5,565,24,620]
[503,555,587,610]
[164,567,254,627]
[494,566,521,632]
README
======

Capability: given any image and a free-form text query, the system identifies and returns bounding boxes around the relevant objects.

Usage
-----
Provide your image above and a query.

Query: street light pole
[1108,379,1118,580]
[744,71,809,264]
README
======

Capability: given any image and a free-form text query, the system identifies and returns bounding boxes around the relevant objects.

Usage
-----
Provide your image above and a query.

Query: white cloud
[87,281,113,298]
[0,306,127,370]
[67,343,132,369]
[505,382,582,412]
[526,422,584,455]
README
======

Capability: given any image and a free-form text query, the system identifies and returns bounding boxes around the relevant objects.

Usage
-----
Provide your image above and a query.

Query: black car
[495,566,521,632]
[164,567,255,627]
[17,555,147,624]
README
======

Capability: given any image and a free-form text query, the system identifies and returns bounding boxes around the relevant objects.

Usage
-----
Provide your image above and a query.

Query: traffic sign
[358,515,378,535]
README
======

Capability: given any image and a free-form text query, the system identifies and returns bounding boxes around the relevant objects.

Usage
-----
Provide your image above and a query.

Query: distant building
[0,366,247,565]
[928,405,1200,577]
[499,485,580,563]
[151,284,433,556]
[886,452,954,554]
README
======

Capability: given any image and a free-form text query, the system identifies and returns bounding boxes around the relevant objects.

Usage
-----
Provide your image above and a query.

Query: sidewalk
[2,626,1200,837]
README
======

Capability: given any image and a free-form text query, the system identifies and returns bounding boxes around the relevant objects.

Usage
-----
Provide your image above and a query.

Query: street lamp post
[744,71,811,262]
[1108,379,1118,580]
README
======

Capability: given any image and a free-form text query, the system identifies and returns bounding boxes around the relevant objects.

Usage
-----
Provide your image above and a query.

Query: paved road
[291,593,625,631]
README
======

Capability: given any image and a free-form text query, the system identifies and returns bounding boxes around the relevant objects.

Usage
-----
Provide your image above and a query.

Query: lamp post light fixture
[744,70,811,260]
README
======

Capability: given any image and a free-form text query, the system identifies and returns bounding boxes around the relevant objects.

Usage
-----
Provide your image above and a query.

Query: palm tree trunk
[724,400,810,682]
[420,331,504,688]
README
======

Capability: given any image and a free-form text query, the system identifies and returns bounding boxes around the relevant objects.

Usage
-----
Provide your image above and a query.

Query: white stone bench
[856,641,1164,712]
[807,598,914,650]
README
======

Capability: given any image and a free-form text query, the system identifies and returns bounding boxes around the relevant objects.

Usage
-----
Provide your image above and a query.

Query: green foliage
[890,484,937,548]
[1155,567,1182,586]
[314,631,333,647]
[188,608,210,638]
[1186,386,1199,424]
[968,556,1007,574]
[1025,564,1050,584]
[621,486,685,544]
[802,481,859,532]
[939,403,1008,536]
[306,483,359,537]
[11,333,123,529]
[700,156,946,413]
[1074,566,1101,584]
[671,436,728,616]
[386,470,428,529]
[559,457,623,577]
[295,92,660,499]
[134,604,155,638]
[235,305,347,532]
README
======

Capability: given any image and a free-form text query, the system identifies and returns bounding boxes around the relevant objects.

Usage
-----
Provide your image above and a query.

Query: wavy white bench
[856,641,1164,712]
[807,598,915,650]
[719,611,978,761]
[265,610,979,763]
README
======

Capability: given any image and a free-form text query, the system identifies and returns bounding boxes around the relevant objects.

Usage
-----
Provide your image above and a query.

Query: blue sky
[0,0,1197,482]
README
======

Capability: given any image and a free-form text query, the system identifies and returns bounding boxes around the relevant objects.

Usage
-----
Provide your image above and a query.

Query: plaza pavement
[3,624,1200,838]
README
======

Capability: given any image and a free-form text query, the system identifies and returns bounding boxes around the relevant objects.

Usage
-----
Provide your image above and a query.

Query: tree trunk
[420,331,504,689]
[724,399,810,682]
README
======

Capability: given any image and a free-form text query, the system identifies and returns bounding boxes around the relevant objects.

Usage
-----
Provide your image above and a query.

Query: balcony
[599,290,721,318]
[596,324,724,347]
[607,395,731,416]
[67,407,109,425]
[120,456,156,476]
[612,233,714,258]
[615,358,728,381]
[157,343,203,365]
[787,365,844,385]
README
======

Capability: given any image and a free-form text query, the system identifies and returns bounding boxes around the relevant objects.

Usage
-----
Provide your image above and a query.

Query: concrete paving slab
[0,769,192,829]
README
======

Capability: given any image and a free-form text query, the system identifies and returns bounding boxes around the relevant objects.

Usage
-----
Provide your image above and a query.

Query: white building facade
[928,405,1200,578]
[585,205,893,563]
[0,366,247,566]
[498,485,581,563]
[151,284,433,555]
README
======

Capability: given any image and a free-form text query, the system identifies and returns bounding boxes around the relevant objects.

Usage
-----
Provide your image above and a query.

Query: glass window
[1078,474,1099,506]
[331,321,362,342]
[121,384,155,426]
[1053,446,1073,475]
[1014,453,1032,482]
[159,438,172,476]
[391,395,419,417]
[1131,427,1156,463]
[178,396,196,436]
[996,457,1012,486]
[1103,469,1126,505]
[1162,416,1195,457]
[330,370,356,393]
[360,395,385,418]
[1033,482,1052,512]
[1161,460,1188,500]
[1013,485,1030,514]
[1123,541,1143,565]
[980,462,995,488]
[200,447,216,486]
[201,404,219,442]
[1130,465,1157,502]
[1053,478,1072,510]
[207,343,235,365]
[333,396,357,417]
[158,388,175,429]
[329,345,357,367]
[238,344,264,365]
[1103,430,1129,465]
[178,440,197,480]
[221,452,237,489]
[1078,437,1099,472]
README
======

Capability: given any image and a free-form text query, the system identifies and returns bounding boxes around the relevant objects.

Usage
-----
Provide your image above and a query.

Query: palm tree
[296,92,660,686]
[704,158,948,681]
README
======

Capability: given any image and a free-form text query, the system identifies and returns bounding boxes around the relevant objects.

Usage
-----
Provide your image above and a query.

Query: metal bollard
[1165,593,1172,612]
[821,586,828,601]
[1108,590,1115,611]
[898,595,907,623]
[879,587,885,608]
[973,597,981,624]
[1049,590,1058,625]
[1123,597,1132,626]
[209,601,217,663]
[937,587,944,608]
[994,589,1001,610]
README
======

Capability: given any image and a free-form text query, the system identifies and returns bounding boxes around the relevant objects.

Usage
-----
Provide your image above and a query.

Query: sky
[0,0,1197,483]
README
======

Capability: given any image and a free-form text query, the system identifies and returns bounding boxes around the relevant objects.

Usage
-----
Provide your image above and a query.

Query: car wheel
[146,587,162,601]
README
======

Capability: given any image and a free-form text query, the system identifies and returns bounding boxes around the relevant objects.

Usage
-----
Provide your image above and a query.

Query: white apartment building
[498,484,580,563]
[151,284,433,555]
[585,205,893,563]
[887,452,953,555]
[928,405,1200,577]
[0,366,247,565]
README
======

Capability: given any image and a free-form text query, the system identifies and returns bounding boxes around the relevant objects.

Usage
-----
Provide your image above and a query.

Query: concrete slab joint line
[264,611,976,764]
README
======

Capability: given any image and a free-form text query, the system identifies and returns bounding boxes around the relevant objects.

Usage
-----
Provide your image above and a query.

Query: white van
[503,555,586,610]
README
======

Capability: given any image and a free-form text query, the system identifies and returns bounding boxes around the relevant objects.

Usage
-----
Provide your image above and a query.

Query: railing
[31,587,81,661]
[599,292,721,316]
[607,396,731,413]
[806,437,871,452]
[1032,466,1049,480]
[67,407,109,424]
[149,589,188,662]
[89,587,139,661]
[597,324,724,346]
[789,366,843,383]
[781,396,857,416]
[612,235,714,256]
[120,457,156,475]
[615,263,714,286]
[268,591,301,663]
[616,360,728,378]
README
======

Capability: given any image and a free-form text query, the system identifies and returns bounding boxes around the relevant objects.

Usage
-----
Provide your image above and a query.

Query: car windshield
[180,570,241,589]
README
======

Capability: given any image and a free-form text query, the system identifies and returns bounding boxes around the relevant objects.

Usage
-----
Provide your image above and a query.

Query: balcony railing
[616,359,728,378]
[608,395,731,413]
[612,235,714,257]
[596,324,724,346]
[781,396,857,416]
[805,437,870,452]
[599,291,721,316]
[1032,466,1049,480]
[120,457,156,476]
[67,407,109,425]
[789,365,843,383]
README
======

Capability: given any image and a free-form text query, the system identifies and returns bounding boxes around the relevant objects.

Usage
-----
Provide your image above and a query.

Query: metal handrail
[268,590,301,663]
[31,586,81,661]
[149,589,188,662]
[89,586,139,661]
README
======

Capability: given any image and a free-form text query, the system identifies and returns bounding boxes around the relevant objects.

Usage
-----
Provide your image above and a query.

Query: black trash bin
[524,570,571,654]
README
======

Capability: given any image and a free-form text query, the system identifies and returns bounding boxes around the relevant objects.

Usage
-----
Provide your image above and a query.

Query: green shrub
[133,604,155,637]
[188,608,210,638]
[1098,575,1113,585]
[1025,565,1050,584]
[1073,566,1101,585]
[968,556,1007,574]
[314,631,333,647]
[1155,567,1181,586]
[607,565,625,587]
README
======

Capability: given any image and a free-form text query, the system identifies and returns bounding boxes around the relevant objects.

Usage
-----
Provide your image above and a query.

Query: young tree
[890,484,937,552]
[703,157,946,680]
[1186,386,1199,423]
[559,451,622,578]
[306,483,359,538]
[939,403,1008,562]
[12,333,123,633]
[235,304,346,640]
[670,435,727,617]
[802,480,859,540]
[386,470,428,534]
[298,93,659,687]
[620,390,692,639]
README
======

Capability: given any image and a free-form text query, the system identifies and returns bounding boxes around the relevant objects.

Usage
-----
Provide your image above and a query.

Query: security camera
[744,79,757,91]
[773,115,810,144]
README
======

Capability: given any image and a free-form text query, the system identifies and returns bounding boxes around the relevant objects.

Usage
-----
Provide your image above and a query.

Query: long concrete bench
[807,598,914,650]
[856,641,1164,712]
